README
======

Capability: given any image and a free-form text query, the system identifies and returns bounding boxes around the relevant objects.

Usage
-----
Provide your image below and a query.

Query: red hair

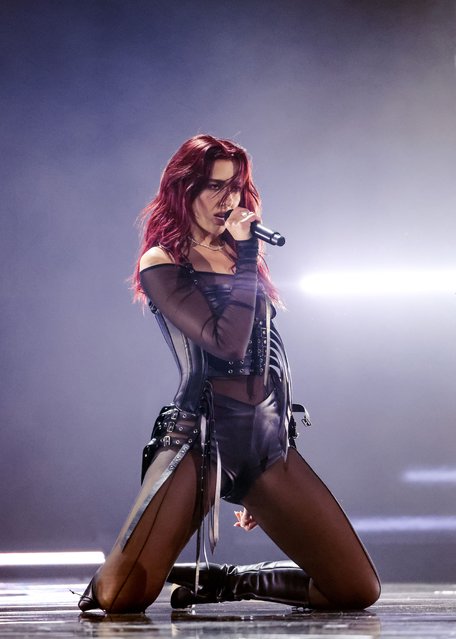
[132,134,280,304]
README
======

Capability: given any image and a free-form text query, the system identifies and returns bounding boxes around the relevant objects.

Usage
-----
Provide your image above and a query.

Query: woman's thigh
[242,448,381,609]
[96,448,213,612]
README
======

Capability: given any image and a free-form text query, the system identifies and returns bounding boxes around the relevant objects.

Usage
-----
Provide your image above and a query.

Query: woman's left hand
[234,508,258,531]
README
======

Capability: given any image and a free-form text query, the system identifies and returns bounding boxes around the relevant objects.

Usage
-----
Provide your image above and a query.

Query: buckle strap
[141,405,199,482]
[194,382,221,595]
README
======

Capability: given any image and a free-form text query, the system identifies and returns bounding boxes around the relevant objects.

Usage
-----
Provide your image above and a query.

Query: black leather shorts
[212,387,287,504]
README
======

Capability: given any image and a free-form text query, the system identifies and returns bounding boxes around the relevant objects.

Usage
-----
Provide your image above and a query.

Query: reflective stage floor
[0,581,455,638]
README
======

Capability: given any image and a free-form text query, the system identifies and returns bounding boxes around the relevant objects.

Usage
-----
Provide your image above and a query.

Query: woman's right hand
[225,207,261,242]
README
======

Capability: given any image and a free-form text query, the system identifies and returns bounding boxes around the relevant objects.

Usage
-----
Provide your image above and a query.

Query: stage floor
[0,581,455,637]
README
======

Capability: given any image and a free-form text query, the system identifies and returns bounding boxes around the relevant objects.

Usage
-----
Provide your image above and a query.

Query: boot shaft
[167,560,309,608]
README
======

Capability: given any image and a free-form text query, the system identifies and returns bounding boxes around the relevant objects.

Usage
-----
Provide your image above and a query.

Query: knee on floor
[96,567,160,614]
[333,575,381,610]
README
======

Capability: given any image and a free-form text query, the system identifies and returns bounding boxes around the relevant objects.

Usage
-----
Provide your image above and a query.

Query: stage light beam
[0,551,105,566]
[300,270,456,296]
[402,467,456,484]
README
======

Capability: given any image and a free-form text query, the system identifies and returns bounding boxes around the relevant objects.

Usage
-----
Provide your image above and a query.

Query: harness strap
[194,382,221,594]
[264,297,272,390]
[209,441,222,552]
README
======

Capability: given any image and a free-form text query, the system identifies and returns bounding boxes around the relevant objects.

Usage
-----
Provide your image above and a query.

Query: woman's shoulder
[140,246,176,271]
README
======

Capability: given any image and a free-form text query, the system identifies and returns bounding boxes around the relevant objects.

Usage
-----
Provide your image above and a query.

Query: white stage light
[300,270,456,296]
[352,516,456,533]
[402,467,456,484]
[0,551,105,566]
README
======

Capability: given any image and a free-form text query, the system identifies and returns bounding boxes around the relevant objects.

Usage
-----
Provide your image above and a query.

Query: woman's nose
[225,194,234,208]
[224,190,239,209]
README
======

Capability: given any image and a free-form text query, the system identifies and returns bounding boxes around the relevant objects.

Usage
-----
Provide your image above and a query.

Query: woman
[78,134,380,613]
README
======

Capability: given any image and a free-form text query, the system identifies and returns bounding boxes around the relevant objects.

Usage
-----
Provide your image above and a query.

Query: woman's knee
[355,573,381,608]
[97,562,162,613]
[323,572,381,610]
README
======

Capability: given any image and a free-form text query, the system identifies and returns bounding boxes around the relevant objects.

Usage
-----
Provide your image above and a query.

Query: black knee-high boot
[166,561,310,608]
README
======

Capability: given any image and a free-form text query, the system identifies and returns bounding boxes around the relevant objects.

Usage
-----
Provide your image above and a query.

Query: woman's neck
[190,229,224,249]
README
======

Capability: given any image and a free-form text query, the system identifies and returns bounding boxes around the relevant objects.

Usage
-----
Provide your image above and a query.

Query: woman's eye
[208,183,221,190]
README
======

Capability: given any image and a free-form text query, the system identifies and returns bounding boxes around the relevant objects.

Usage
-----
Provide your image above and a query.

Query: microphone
[251,221,286,246]
[224,211,286,247]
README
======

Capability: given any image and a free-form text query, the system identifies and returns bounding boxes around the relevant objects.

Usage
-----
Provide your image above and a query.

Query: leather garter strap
[119,382,222,583]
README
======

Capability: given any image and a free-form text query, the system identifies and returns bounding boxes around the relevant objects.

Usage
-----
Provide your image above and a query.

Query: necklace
[190,237,225,251]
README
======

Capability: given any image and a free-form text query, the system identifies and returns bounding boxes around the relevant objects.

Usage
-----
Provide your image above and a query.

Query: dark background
[1,0,455,581]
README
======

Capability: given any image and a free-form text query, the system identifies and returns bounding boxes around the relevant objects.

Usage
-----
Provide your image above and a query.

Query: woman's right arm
[139,238,259,361]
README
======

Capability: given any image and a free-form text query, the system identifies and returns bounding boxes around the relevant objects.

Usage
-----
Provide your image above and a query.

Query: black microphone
[224,211,286,247]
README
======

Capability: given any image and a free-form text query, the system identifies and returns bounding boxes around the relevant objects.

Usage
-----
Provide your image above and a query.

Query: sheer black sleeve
[139,238,258,361]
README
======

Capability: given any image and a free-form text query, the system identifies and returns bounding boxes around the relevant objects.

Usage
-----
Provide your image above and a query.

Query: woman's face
[192,159,241,237]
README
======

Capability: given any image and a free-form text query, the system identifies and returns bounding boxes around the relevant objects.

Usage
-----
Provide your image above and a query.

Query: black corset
[189,270,268,377]
[207,318,267,376]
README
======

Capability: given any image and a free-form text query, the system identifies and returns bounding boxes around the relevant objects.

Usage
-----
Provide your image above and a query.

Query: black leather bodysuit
[137,238,303,507]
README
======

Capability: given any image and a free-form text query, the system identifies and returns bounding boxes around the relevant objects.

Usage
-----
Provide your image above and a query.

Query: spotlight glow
[0,551,105,566]
[300,270,456,296]
[352,516,456,533]
[402,467,456,484]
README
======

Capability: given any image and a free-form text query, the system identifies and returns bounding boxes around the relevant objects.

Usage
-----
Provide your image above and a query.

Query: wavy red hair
[132,134,280,304]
